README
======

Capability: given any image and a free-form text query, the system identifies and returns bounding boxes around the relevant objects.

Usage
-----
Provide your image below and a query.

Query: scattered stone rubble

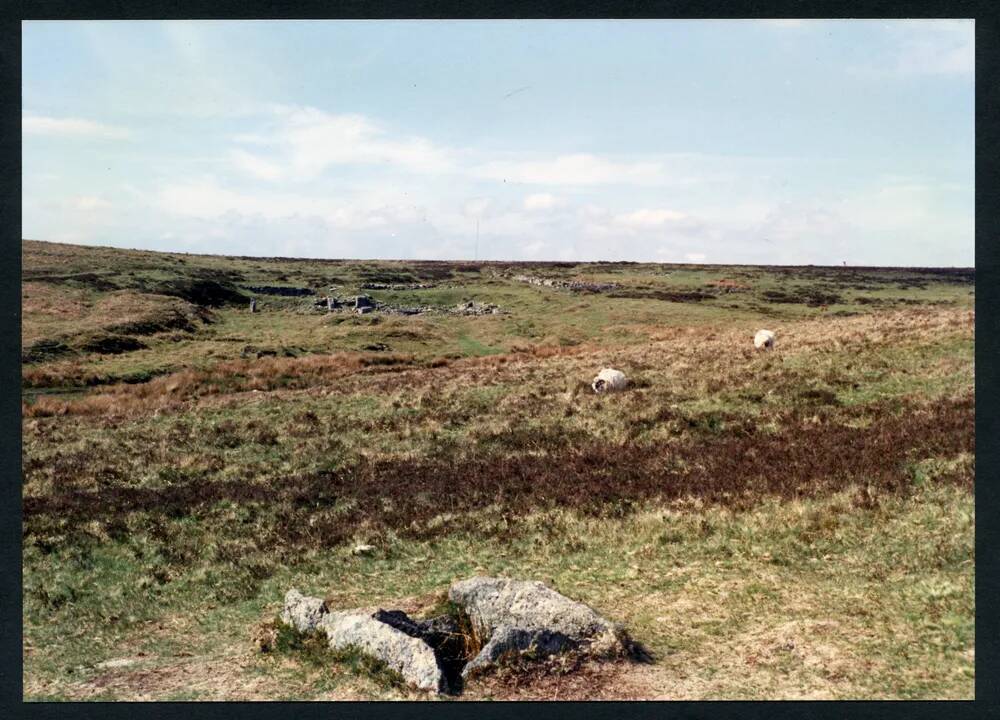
[510,274,619,293]
[311,294,379,314]
[360,282,436,290]
[279,576,637,695]
[453,300,502,316]
[309,295,505,317]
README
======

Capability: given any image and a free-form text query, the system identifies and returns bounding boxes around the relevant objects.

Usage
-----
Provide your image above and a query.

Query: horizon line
[21,238,975,271]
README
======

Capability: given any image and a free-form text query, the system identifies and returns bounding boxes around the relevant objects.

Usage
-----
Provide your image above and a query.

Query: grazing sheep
[754,329,776,350]
[592,368,627,394]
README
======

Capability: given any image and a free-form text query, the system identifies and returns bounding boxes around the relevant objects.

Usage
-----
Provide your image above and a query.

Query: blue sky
[22,19,974,265]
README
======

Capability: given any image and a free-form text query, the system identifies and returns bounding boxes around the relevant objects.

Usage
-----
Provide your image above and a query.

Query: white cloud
[24,103,969,266]
[474,153,665,186]
[523,193,565,211]
[750,202,856,264]
[893,20,974,75]
[616,208,688,228]
[839,179,973,248]
[72,195,112,211]
[231,105,456,180]
[23,114,131,139]
[847,20,974,77]
[34,173,973,265]
[232,132,270,145]
[157,179,256,219]
[230,149,283,181]
[574,205,709,245]
[521,240,548,258]
[225,107,792,200]
[579,204,611,221]
[462,197,493,217]
[50,231,86,243]
[155,177,428,235]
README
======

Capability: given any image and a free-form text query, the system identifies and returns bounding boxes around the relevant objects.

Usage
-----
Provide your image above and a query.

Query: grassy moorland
[21,239,974,700]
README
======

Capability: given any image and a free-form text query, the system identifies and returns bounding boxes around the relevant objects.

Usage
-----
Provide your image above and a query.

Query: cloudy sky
[22,19,974,265]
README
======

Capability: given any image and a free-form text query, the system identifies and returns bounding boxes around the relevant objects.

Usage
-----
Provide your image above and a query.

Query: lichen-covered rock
[282,588,328,633]
[373,610,467,690]
[323,611,446,693]
[280,580,639,691]
[448,577,630,674]
[460,624,578,678]
[279,589,446,693]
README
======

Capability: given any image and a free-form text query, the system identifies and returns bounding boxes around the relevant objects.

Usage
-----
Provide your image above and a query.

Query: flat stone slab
[324,612,445,692]
[282,589,446,692]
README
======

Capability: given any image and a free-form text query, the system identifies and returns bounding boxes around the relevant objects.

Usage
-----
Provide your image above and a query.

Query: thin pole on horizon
[475,218,479,262]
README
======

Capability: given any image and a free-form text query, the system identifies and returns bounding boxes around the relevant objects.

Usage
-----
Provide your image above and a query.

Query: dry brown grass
[22,306,971,420]
[23,392,973,547]
[22,282,93,323]
[23,288,208,345]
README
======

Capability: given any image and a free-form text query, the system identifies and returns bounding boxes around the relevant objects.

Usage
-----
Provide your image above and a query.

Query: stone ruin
[310,295,506,318]
[509,274,620,293]
[354,295,375,314]
[279,576,642,695]
[360,282,437,291]
[454,300,502,316]
[313,294,376,314]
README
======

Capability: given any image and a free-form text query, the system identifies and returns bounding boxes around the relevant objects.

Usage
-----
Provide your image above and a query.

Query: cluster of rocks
[279,576,637,695]
[510,274,620,293]
[312,294,378,314]
[360,282,436,290]
[454,300,503,316]
[309,295,505,317]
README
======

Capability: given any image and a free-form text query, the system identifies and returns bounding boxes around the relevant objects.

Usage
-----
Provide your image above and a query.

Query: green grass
[23,481,973,700]
[21,239,975,700]
[455,332,503,357]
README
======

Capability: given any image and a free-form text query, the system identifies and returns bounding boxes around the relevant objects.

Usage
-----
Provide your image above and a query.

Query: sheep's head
[592,378,607,393]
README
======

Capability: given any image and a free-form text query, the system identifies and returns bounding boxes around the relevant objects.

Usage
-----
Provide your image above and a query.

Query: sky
[22,19,974,266]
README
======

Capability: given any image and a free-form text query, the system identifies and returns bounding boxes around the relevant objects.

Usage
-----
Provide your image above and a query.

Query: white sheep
[754,329,776,350]
[592,368,628,394]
